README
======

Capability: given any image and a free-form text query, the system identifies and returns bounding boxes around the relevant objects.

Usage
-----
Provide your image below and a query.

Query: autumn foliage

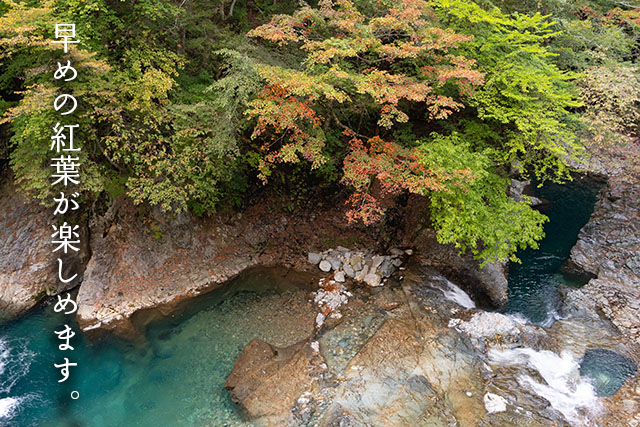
[247,0,483,222]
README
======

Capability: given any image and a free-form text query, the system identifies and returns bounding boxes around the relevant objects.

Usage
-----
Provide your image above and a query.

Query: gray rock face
[0,179,88,321]
[566,183,640,344]
[508,178,543,206]
[413,227,508,307]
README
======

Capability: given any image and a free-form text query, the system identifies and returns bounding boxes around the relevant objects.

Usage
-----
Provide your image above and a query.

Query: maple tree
[245,0,557,262]
[247,0,483,213]
[1,0,638,262]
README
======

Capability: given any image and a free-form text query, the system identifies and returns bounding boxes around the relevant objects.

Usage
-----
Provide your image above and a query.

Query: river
[0,178,636,426]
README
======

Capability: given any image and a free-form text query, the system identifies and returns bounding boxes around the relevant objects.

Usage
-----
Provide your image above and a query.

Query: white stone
[484,393,507,414]
[334,271,346,282]
[343,264,355,278]
[319,260,332,272]
[455,312,520,338]
[364,272,382,287]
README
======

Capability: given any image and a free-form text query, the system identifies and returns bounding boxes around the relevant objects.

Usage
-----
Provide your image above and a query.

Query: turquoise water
[503,178,602,325]
[579,348,638,397]
[0,178,628,425]
[0,268,314,426]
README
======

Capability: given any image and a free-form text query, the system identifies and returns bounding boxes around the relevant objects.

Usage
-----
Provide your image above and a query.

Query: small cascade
[425,273,476,309]
[489,347,601,424]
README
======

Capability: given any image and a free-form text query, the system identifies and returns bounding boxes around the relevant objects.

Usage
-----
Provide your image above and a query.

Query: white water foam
[489,347,601,425]
[0,396,22,419]
[428,274,476,309]
[0,337,35,395]
[0,337,37,422]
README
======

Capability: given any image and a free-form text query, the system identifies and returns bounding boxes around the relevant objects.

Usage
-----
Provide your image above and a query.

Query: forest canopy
[1,0,638,263]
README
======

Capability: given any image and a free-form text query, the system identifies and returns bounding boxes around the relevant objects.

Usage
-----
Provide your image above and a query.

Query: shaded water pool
[0,268,315,426]
[503,177,603,325]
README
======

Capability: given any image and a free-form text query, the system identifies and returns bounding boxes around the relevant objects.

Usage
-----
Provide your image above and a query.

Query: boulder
[225,339,325,424]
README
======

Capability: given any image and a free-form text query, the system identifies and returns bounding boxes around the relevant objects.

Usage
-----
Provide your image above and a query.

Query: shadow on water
[502,175,605,326]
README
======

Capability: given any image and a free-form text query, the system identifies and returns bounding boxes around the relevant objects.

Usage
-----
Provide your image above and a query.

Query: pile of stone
[307,246,412,287]
[313,278,352,328]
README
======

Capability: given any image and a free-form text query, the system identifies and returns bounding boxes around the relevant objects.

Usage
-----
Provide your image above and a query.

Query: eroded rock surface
[75,197,373,334]
[412,227,509,307]
[226,261,636,426]
[0,178,88,320]
[225,339,327,425]
[566,183,640,345]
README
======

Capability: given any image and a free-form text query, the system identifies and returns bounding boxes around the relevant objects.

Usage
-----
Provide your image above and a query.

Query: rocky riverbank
[225,258,640,426]
[0,173,507,336]
[564,181,640,346]
[0,179,89,321]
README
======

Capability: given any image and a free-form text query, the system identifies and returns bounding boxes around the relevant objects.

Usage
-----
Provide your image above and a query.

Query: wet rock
[452,312,521,339]
[224,261,630,427]
[225,339,325,424]
[319,260,332,272]
[413,227,509,307]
